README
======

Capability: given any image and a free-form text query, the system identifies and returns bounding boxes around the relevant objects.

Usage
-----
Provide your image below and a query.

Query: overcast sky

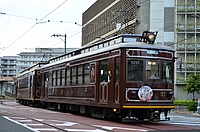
[0,0,96,56]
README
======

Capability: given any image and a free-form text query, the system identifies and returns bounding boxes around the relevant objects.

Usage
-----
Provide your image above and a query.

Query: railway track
[0,101,115,132]
[1,100,200,132]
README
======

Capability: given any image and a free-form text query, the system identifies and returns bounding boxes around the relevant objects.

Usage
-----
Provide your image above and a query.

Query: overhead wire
[1,0,195,54]
[0,11,75,24]
[0,12,36,20]
[33,25,81,48]
[0,0,159,53]
[0,0,68,55]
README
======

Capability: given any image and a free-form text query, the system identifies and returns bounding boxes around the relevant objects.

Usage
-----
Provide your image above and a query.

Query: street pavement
[0,114,34,132]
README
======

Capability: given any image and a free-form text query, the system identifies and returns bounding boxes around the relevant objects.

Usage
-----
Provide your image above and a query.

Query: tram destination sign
[147,50,158,54]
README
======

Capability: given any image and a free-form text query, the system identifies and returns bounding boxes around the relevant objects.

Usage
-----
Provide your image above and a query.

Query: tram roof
[42,41,174,69]
[18,62,49,77]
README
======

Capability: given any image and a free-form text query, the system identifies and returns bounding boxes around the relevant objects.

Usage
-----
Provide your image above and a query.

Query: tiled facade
[82,0,200,100]
[82,0,138,46]
[175,0,200,99]
[0,56,19,77]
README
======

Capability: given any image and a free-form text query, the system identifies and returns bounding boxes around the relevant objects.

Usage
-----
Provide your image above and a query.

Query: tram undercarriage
[121,109,171,122]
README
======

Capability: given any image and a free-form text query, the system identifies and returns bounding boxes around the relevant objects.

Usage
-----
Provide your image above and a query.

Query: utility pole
[51,34,67,53]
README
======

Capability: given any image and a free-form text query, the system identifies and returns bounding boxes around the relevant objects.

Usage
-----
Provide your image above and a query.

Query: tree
[183,73,200,101]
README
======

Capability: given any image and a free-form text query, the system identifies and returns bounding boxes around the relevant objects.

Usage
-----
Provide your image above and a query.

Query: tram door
[99,59,114,104]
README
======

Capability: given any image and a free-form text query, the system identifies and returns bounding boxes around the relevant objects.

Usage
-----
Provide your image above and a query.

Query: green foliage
[174,100,197,106]
[187,102,198,111]
[174,100,198,111]
[182,73,200,100]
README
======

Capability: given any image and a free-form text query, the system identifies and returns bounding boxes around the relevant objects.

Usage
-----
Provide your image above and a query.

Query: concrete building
[175,0,200,100]
[82,0,137,46]
[0,56,19,77]
[0,48,78,78]
[82,0,200,100]
[17,48,78,75]
[82,0,174,47]
[0,56,18,97]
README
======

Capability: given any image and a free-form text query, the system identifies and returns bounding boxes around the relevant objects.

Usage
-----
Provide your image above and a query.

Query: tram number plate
[147,50,158,54]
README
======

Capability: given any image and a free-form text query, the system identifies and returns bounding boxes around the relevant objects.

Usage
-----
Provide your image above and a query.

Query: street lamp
[51,34,67,53]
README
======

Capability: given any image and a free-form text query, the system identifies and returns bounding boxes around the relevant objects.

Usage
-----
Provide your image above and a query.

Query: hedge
[174,100,198,111]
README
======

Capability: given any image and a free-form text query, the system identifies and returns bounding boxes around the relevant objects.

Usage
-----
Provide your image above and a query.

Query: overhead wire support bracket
[51,34,67,53]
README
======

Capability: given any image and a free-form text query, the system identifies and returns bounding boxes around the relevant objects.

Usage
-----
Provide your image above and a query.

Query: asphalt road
[1,99,200,132]
[0,114,34,132]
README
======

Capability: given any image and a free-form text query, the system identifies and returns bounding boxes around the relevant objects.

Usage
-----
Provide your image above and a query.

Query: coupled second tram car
[16,31,175,122]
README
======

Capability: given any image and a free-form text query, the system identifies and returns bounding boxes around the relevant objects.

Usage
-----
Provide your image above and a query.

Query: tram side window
[90,64,95,83]
[61,69,65,86]
[20,77,28,89]
[30,75,33,88]
[115,59,119,82]
[162,61,173,83]
[84,64,90,84]
[72,67,77,85]
[26,77,28,88]
[127,59,143,81]
[100,61,108,82]
[146,60,160,81]
[19,77,28,89]
[66,67,71,85]
[78,65,83,85]
[56,70,61,86]
[37,72,41,86]
[52,71,56,86]
[44,72,49,88]
[27,77,29,88]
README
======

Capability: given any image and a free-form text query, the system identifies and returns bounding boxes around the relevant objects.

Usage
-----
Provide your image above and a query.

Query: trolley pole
[51,34,67,53]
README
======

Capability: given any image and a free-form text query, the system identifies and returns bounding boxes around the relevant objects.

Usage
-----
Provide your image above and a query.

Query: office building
[82,0,200,100]
[17,48,78,74]
[175,0,200,99]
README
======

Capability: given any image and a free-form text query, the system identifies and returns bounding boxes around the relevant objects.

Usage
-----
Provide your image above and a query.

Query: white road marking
[93,125,148,132]
[17,119,32,122]
[34,118,43,121]
[35,128,57,131]
[25,124,45,126]
[52,122,78,126]
[64,129,106,132]
[4,116,149,132]
[34,118,75,124]
[9,116,26,119]
[3,116,40,132]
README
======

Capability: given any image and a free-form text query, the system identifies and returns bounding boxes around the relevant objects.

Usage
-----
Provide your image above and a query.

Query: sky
[0,0,96,56]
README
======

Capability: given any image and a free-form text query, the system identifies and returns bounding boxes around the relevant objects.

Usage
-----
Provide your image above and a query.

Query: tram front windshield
[127,59,173,83]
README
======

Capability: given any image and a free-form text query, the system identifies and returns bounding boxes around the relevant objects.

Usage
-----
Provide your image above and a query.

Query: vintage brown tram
[16,62,48,106]
[17,31,175,122]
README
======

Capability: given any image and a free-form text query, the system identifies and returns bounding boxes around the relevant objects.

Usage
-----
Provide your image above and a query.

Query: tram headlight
[147,33,156,42]
[142,31,158,44]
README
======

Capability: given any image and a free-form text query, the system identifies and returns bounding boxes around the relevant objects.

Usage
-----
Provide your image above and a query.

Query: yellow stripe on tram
[123,106,175,109]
